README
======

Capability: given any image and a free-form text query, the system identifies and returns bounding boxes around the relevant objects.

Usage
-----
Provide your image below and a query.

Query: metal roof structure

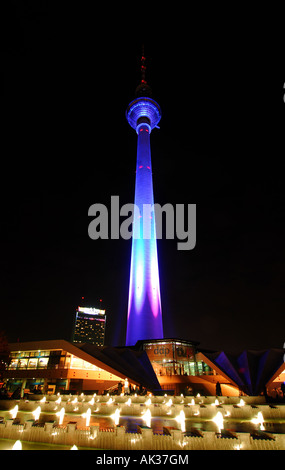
[200,348,285,395]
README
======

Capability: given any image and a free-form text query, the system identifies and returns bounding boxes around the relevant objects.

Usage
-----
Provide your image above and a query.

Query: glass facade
[142,340,213,377]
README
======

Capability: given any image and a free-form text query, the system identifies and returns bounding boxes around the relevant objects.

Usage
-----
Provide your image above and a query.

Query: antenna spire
[141,45,147,84]
[135,46,152,97]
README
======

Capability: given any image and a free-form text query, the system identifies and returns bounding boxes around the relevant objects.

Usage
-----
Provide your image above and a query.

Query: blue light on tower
[125,52,164,346]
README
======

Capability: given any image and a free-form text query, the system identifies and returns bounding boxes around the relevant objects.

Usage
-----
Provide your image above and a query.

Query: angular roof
[76,343,161,391]
[201,348,285,395]
[8,340,161,392]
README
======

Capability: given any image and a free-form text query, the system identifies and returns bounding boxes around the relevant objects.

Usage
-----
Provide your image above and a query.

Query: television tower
[125,50,164,345]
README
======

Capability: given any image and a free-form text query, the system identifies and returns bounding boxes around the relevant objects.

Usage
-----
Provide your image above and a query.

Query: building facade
[5,340,120,396]
[136,338,285,397]
[72,306,106,346]
[3,340,161,397]
[137,338,225,395]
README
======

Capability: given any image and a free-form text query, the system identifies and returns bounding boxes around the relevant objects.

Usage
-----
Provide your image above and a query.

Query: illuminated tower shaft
[126,92,163,346]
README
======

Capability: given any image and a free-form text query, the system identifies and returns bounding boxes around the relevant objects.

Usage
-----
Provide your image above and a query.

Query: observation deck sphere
[126,97,161,131]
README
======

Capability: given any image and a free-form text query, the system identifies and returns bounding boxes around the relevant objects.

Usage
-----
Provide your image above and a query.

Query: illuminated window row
[8,352,104,372]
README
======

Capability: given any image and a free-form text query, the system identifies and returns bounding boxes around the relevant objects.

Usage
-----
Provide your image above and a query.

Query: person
[281,382,285,399]
[184,385,193,396]
[262,385,269,402]
[0,384,8,399]
[183,385,190,396]
[124,378,130,395]
[117,382,123,395]
[216,381,222,396]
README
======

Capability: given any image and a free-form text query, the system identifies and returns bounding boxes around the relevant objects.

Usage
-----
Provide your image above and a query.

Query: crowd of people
[1,379,285,401]
[108,378,148,396]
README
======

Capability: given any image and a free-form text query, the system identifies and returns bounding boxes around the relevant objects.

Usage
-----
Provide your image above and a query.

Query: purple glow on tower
[125,89,164,345]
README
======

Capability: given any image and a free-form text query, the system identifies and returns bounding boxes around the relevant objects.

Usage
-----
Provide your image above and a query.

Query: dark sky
[1,4,284,353]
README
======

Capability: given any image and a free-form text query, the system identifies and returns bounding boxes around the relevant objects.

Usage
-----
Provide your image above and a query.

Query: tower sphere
[126,97,161,133]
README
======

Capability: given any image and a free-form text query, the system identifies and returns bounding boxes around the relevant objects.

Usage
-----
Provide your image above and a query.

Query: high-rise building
[125,52,164,345]
[72,306,106,346]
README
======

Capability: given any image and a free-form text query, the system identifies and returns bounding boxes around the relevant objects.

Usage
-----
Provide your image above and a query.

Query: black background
[1,3,284,353]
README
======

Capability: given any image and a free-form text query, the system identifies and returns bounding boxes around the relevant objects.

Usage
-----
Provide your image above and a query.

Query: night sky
[1,4,284,353]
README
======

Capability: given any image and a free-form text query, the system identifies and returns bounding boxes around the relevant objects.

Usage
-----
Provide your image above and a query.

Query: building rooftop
[134,338,200,347]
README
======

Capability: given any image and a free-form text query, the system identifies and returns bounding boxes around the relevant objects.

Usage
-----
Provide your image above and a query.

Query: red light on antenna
[81,296,84,300]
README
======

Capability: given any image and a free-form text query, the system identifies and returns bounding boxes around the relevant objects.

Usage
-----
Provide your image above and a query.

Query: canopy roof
[201,348,285,395]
